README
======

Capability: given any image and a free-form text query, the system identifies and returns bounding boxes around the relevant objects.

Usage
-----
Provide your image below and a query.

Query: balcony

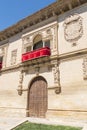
[22,47,51,62]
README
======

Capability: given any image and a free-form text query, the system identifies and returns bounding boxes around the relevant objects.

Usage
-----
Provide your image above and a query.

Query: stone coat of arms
[64,14,83,45]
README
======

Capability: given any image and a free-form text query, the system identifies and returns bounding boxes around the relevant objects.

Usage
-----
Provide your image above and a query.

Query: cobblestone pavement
[0,117,87,130]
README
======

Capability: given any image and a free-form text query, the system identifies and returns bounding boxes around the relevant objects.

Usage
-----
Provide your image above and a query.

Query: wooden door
[29,76,47,118]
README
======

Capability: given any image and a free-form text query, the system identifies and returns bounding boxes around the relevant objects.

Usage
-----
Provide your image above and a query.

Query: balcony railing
[22,47,51,62]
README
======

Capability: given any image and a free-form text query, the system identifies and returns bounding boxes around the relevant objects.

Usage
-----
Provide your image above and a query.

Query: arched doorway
[27,76,48,118]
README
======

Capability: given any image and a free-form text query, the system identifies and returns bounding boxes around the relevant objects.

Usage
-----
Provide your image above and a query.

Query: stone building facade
[0,0,87,120]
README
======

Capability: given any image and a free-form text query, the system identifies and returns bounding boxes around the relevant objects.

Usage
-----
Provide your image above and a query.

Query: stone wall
[0,71,27,117]
[46,4,87,120]
[47,58,87,120]
[58,4,87,55]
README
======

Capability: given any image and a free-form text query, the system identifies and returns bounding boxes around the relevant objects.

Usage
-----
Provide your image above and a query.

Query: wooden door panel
[29,76,47,118]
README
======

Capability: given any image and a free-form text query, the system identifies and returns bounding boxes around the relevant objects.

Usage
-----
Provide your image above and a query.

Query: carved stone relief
[53,63,61,94]
[52,26,57,49]
[42,31,47,39]
[46,29,51,34]
[64,14,83,46]
[25,36,30,43]
[22,24,57,53]
[23,35,33,45]
[18,70,24,95]
[53,64,60,85]
[39,30,50,42]
[32,32,42,42]
[19,71,24,85]
[83,57,87,80]
[22,35,33,53]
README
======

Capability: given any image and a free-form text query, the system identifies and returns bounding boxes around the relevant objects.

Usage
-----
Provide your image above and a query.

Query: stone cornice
[0,0,86,42]
[20,55,58,69]
[59,48,87,62]
[1,48,87,73]
[0,64,20,74]
[0,55,58,73]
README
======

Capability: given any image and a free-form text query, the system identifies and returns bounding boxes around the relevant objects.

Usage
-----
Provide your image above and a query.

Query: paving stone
[82,125,87,130]
[0,117,87,130]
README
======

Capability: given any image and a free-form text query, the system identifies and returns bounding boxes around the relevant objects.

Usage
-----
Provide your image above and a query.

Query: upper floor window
[33,40,43,50]
[25,34,51,53]
[0,56,3,69]
[11,49,17,65]
[33,35,43,50]
[33,34,50,51]
[44,40,50,48]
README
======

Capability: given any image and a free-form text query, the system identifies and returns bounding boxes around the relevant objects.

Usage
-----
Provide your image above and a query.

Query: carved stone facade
[53,64,60,84]
[83,56,87,80]
[64,14,83,46]
[22,23,58,54]
[17,70,24,95]
[0,0,87,121]
[53,63,61,94]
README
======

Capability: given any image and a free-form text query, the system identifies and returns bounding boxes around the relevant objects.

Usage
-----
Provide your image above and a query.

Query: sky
[0,0,56,31]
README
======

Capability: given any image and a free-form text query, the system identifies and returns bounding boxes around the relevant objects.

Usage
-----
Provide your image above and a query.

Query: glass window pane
[33,40,43,50]
[45,40,50,48]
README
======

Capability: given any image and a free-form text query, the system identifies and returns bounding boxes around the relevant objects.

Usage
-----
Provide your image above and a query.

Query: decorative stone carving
[23,36,33,45]
[19,71,24,84]
[17,70,24,95]
[53,64,61,94]
[53,64,58,83]
[33,32,42,41]
[83,57,87,80]
[52,26,57,49]
[26,36,30,43]
[22,23,57,54]
[42,27,53,40]
[42,31,47,38]
[64,14,83,45]
[46,29,51,34]
[55,87,61,94]
[53,64,60,84]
